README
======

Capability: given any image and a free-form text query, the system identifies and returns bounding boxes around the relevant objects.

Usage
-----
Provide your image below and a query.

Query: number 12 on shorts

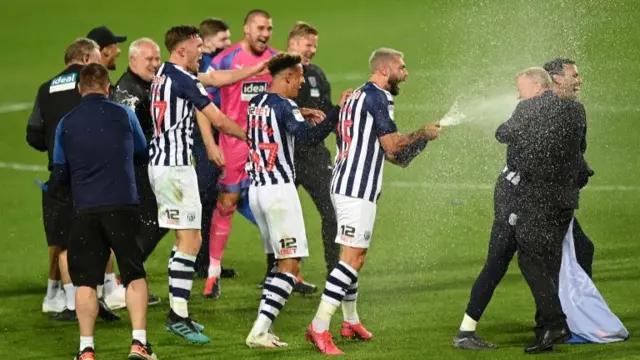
[279,237,297,256]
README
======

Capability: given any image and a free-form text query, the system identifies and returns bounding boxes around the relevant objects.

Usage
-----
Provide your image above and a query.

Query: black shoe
[221,267,236,278]
[74,346,95,360]
[51,308,77,321]
[128,339,157,359]
[196,266,208,279]
[293,278,317,295]
[98,299,121,321]
[453,330,498,350]
[524,327,570,354]
[148,293,161,306]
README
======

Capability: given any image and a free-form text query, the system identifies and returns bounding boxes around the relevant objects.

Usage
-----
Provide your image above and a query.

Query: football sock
[79,336,94,351]
[64,283,76,311]
[460,313,478,332]
[342,280,359,325]
[251,272,296,335]
[46,279,61,300]
[132,329,147,345]
[312,261,358,332]
[169,252,196,319]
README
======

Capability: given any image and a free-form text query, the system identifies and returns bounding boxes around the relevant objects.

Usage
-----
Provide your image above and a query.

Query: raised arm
[198,60,268,88]
[495,101,529,144]
[367,91,440,167]
[182,77,247,141]
[285,103,340,146]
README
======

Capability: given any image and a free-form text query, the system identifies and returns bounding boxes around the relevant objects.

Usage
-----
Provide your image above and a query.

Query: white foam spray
[439,91,519,129]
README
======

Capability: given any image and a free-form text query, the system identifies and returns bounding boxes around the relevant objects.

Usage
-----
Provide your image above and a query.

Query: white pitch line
[0,161,47,172]
[0,162,636,192]
[389,181,640,192]
[0,102,31,114]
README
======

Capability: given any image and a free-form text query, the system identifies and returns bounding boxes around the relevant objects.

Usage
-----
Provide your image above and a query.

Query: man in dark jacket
[543,58,594,277]
[499,67,586,353]
[286,21,340,279]
[111,38,164,306]
[26,38,101,317]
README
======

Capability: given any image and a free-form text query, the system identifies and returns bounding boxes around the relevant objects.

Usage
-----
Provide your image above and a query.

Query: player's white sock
[208,258,221,278]
[132,329,147,345]
[342,281,359,324]
[313,262,358,332]
[104,273,117,296]
[64,283,76,311]
[460,313,477,332]
[251,272,296,335]
[169,252,196,319]
[46,279,61,300]
[79,336,94,351]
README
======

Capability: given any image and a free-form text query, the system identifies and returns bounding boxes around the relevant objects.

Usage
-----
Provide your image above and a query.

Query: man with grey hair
[111,38,165,308]
[305,47,441,355]
[454,65,586,354]
[111,39,162,238]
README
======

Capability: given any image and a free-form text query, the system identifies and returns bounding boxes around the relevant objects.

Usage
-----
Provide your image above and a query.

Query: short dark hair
[288,21,318,40]
[244,9,271,24]
[64,38,100,64]
[543,58,576,76]
[79,63,110,90]
[199,18,229,38]
[267,52,302,76]
[164,25,200,52]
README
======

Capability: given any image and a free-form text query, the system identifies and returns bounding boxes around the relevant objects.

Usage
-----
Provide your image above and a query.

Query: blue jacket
[51,93,147,212]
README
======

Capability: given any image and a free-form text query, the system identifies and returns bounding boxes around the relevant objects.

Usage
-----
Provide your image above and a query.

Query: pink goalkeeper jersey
[210,42,278,152]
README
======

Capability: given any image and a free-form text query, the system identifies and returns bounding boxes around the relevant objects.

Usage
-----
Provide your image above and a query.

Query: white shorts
[249,183,309,259]
[148,165,202,230]
[331,193,377,249]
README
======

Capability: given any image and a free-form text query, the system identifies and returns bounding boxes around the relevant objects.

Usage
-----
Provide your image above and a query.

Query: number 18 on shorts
[249,184,310,259]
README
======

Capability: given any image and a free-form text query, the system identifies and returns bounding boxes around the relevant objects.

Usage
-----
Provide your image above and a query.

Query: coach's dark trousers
[465,176,518,321]
[294,142,339,275]
[192,136,222,276]
[134,164,169,262]
[465,177,594,323]
[515,203,573,331]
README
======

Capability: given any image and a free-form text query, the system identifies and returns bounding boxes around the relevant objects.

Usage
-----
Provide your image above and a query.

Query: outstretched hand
[338,89,354,107]
[301,108,326,125]
[422,121,441,141]
[252,60,270,76]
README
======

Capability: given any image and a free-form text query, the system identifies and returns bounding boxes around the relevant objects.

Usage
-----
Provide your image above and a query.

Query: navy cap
[87,26,127,49]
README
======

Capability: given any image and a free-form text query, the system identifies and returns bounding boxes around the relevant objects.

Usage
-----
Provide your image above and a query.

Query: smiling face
[553,64,583,100]
[244,14,273,55]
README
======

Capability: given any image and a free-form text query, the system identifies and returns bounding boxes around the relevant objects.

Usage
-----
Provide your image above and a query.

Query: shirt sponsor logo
[248,103,271,117]
[310,88,320,98]
[49,73,77,93]
[241,81,268,101]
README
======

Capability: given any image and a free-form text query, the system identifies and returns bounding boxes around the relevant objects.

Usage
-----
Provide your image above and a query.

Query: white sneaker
[97,284,104,299]
[246,331,288,348]
[42,291,66,313]
[104,284,127,310]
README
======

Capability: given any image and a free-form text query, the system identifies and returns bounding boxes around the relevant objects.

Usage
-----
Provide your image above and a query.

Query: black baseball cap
[87,26,127,49]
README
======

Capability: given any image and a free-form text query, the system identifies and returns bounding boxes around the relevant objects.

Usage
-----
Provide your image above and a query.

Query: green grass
[1,0,640,359]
